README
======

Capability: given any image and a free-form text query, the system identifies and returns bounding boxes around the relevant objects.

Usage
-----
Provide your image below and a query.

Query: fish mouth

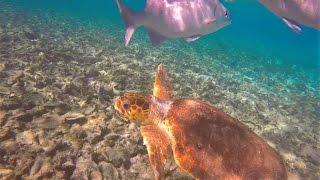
[221,20,231,28]
[215,20,231,31]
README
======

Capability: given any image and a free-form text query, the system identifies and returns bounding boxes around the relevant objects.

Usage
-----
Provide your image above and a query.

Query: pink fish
[259,0,320,33]
[115,0,231,46]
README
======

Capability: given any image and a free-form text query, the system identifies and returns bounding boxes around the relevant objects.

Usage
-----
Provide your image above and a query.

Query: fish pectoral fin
[147,28,167,47]
[184,36,201,42]
[282,18,302,33]
[204,18,216,25]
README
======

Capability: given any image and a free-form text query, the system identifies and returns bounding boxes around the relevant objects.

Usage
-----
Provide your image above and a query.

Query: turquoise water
[11,0,320,69]
[18,0,319,91]
[0,0,319,179]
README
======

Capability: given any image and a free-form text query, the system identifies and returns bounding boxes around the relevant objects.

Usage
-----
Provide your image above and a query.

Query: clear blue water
[11,0,320,70]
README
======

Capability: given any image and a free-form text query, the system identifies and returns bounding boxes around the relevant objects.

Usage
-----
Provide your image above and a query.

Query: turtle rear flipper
[153,64,173,100]
[141,125,172,180]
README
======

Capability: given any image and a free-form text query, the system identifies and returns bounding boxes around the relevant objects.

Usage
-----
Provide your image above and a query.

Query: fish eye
[225,11,229,17]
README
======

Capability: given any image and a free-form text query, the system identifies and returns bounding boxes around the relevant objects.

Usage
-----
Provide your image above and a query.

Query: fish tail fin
[115,0,145,46]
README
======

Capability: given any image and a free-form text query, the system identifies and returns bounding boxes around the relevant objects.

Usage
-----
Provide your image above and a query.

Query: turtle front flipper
[141,125,172,180]
[153,64,173,100]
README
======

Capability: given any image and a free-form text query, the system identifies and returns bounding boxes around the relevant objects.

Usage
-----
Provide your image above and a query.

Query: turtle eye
[123,102,130,110]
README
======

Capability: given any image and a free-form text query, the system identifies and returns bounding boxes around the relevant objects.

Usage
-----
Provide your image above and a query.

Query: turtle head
[114,64,173,125]
[114,92,151,124]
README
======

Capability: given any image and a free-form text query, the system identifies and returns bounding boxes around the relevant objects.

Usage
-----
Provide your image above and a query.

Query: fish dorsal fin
[153,64,173,100]
[147,28,167,47]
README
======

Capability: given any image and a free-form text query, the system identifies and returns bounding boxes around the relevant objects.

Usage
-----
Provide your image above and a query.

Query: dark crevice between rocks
[90,127,109,145]
[45,141,70,157]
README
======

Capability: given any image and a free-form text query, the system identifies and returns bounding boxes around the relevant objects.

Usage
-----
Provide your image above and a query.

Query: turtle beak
[115,111,124,120]
[113,107,129,122]
[113,96,121,111]
[113,97,121,115]
[113,97,129,122]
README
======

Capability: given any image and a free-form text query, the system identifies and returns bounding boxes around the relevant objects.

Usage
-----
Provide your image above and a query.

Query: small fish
[259,0,320,33]
[115,0,231,46]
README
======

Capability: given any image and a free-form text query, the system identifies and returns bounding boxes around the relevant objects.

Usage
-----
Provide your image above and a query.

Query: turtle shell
[164,98,287,179]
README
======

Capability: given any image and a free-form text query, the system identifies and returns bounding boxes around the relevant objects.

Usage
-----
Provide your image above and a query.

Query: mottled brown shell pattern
[165,98,287,180]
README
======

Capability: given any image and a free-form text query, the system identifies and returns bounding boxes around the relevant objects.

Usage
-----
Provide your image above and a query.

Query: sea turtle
[114,64,287,180]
